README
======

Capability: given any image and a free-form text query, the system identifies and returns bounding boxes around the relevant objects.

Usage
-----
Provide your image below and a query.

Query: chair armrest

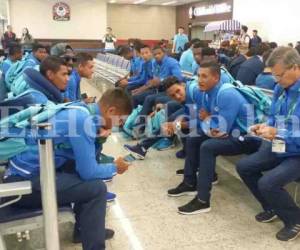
[0,181,32,198]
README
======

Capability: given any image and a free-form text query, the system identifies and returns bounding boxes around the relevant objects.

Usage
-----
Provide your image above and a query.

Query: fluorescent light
[133,0,148,4]
[162,0,177,5]
[109,0,116,3]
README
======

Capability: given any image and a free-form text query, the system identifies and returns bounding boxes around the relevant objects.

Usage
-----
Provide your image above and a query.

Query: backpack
[5,56,29,91]
[122,105,143,138]
[216,82,272,131]
[0,102,90,161]
[145,109,167,136]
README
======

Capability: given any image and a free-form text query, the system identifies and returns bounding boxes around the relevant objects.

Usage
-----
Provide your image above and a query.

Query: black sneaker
[178,196,211,215]
[124,144,147,160]
[73,228,115,243]
[276,224,300,241]
[176,169,184,176]
[167,182,196,197]
[212,173,219,185]
[255,210,278,223]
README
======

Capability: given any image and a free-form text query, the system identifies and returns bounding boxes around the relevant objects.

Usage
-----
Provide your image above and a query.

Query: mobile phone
[123,154,136,163]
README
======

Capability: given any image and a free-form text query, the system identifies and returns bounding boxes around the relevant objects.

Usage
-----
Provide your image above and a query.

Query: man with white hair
[237,47,300,242]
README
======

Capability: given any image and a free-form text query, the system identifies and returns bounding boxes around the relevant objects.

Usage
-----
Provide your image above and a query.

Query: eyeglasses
[273,66,294,81]
[61,55,77,63]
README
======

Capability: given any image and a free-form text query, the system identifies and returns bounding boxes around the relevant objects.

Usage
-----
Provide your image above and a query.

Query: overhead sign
[53,2,71,21]
[189,3,232,19]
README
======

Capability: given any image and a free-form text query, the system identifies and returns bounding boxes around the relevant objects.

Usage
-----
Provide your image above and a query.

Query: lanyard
[275,89,299,120]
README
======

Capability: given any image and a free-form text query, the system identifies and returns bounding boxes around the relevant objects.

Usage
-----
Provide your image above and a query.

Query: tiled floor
[64,80,300,250]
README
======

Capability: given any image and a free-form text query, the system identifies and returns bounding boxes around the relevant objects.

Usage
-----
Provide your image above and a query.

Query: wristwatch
[175,121,182,131]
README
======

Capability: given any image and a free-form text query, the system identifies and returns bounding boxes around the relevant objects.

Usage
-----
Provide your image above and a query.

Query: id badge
[272,138,286,153]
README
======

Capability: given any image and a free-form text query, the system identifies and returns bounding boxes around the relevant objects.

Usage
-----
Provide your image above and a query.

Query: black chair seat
[0,205,73,224]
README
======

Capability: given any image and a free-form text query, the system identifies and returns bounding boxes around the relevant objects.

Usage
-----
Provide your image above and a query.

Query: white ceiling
[107,0,204,6]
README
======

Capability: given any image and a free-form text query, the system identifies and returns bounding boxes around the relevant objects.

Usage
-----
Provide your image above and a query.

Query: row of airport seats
[94,53,131,84]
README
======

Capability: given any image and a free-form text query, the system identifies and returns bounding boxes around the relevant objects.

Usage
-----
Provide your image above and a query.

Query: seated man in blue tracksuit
[168,60,261,215]
[63,52,95,102]
[118,45,154,92]
[1,43,22,77]
[119,45,143,77]
[236,43,269,85]
[124,76,199,159]
[179,41,194,73]
[3,88,132,250]
[237,47,300,242]
[19,56,70,105]
[23,43,48,69]
[131,45,183,108]
[255,49,277,90]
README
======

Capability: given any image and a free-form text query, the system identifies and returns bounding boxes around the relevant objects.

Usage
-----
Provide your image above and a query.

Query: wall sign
[53,2,71,21]
[189,3,232,19]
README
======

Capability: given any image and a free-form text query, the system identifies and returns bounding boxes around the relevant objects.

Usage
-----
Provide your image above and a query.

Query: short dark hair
[153,45,164,52]
[256,42,270,56]
[190,38,201,45]
[262,49,273,65]
[107,27,112,31]
[40,56,68,77]
[178,26,185,30]
[118,46,132,56]
[184,42,192,51]
[202,47,216,57]
[269,42,278,49]
[140,44,151,50]
[253,30,258,33]
[76,52,93,66]
[163,76,181,90]
[8,43,22,56]
[32,43,46,52]
[200,60,221,78]
[193,41,208,49]
[241,25,248,33]
[100,88,133,115]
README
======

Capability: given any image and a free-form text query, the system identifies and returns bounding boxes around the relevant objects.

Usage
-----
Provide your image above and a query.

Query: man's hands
[98,128,112,138]
[131,85,148,96]
[250,124,277,141]
[199,109,210,121]
[119,79,128,88]
[162,122,175,136]
[131,78,160,96]
[114,157,130,175]
[147,78,160,88]
[209,129,228,138]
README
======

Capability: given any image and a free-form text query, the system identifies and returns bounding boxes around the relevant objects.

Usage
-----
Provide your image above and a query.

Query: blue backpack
[122,105,143,138]
[0,102,90,161]
[217,82,272,131]
[5,57,29,91]
[145,109,166,136]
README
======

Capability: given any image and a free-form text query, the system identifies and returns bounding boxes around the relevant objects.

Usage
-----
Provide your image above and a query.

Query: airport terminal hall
[2,0,300,250]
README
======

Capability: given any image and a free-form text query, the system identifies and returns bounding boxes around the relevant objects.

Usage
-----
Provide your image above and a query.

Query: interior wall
[233,0,299,45]
[9,0,107,40]
[107,4,176,40]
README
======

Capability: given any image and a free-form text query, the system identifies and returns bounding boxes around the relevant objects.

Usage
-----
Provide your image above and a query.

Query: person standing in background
[239,25,250,53]
[249,30,262,49]
[20,27,35,53]
[172,27,189,58]
[102,27,117,52]
[1,25,17,50]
